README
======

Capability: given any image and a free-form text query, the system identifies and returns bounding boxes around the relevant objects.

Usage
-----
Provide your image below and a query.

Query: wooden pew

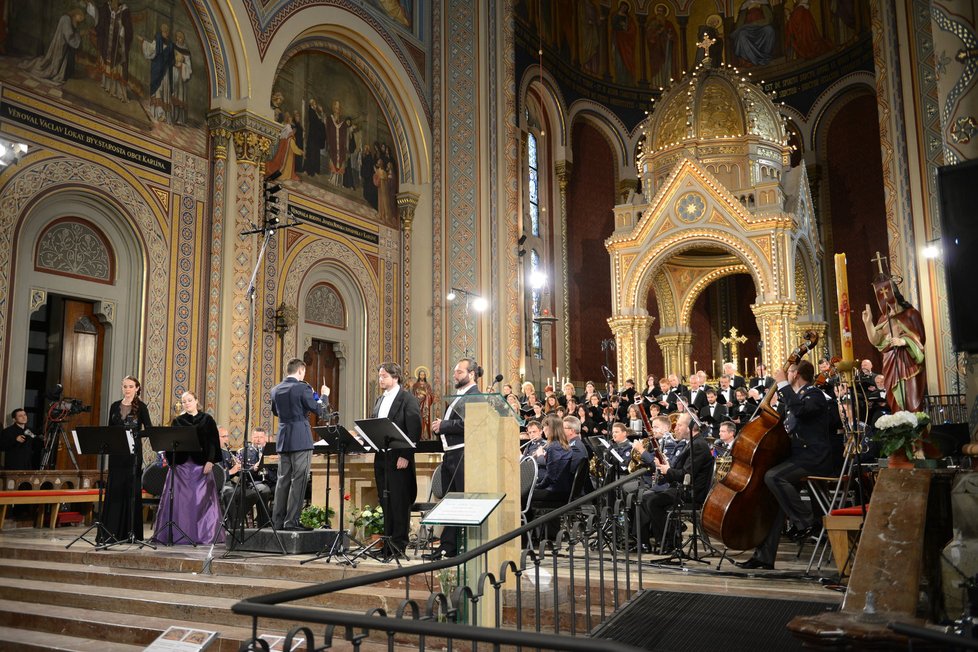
[0,489,101,530]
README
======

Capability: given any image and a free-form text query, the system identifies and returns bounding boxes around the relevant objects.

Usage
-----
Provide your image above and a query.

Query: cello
[701,330,819,551]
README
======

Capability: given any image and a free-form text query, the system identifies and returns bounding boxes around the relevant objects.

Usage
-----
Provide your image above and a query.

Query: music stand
[145,426,200,546]
[66,426,130,548]
[302,426,365,566]
[350,418,416,565]
[222,439,285,556]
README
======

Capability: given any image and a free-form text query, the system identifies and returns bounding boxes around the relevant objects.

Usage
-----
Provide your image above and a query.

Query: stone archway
[607,157,823,380]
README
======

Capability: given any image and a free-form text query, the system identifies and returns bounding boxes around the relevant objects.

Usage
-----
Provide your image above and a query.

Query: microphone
[489,374,504,391]
[601,365,616,380]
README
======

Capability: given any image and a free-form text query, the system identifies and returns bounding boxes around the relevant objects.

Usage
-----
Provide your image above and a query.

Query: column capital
[555,160,573,192]
[207,110,279,165]
[397,191,421,234]
[210,128,232,161]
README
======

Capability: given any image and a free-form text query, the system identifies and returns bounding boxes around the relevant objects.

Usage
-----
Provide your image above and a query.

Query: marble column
[607,315,656,382]
[555,161,572,378]
[654,330,693,378]
[751,301,800,370]
[397,191,419,372]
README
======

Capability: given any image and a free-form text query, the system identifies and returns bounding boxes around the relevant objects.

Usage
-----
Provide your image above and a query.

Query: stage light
[446,290,457,301]
[529,270,547,289]
[922,243,941,259]
[471,296,489,312]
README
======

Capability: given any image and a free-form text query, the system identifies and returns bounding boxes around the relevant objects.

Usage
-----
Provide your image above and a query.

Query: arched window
[35,217,114,284]
[527,132,540,237]
[530,248,542,357]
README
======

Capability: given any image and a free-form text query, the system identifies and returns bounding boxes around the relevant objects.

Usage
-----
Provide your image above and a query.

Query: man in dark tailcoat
[370,362,421,559]
[428,357,482,559]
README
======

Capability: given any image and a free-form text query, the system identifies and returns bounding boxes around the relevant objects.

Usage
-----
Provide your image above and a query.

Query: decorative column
[607,315,656,383]
[207,111,275,437]
[555,160,572,378]
[655,330,693,378]
[204,126,231,415]
[397,191,419,372]
[751,300,800,370]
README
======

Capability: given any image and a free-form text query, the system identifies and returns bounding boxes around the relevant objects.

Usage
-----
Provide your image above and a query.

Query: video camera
[46,384,91,422]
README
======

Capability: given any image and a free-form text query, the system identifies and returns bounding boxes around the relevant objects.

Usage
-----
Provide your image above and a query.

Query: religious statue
[412,366,435,440]
[861,274,926,414]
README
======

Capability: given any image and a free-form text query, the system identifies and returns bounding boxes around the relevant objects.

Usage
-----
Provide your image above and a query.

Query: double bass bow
[701,330,819,551]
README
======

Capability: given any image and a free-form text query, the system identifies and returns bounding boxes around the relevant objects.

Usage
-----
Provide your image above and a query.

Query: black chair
[140,464,168,516]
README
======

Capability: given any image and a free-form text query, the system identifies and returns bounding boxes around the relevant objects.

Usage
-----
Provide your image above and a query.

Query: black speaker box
[937,160,978,353]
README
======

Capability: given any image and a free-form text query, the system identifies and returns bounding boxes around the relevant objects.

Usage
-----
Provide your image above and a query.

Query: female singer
[543,394,560,414]
[641,374,660,403]
[100,375,152,544]
[153,391,224,545]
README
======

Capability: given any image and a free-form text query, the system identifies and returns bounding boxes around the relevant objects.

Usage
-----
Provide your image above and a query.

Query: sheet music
[71,430,82,455]
[127,430,135,454]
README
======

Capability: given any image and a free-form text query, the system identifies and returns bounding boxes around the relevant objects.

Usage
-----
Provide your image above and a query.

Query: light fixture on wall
[0,137,29,167]
[446,287,488,357]
[922,238,941,259]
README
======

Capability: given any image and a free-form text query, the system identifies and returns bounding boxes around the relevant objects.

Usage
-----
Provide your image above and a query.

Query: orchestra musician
[735,360,835,570]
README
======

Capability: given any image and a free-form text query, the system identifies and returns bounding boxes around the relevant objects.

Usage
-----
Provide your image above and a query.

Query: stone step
[0,557,412,611]
[0,625,146,652]
[0,598,257,652]
[0,539,443,591]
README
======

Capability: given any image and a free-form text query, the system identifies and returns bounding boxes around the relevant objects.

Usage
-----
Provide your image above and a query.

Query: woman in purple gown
[153,391,224,545]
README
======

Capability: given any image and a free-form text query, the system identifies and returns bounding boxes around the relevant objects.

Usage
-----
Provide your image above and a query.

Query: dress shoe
[421,548,447,561]
[734,558,774,570]
[284,524,313,532]
[788,524,817,542]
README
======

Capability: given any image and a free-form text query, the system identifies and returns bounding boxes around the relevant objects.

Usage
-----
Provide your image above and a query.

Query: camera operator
[1,408,37,470]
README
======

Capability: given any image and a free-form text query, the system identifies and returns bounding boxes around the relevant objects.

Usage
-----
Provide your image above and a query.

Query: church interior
[1,0,978,649]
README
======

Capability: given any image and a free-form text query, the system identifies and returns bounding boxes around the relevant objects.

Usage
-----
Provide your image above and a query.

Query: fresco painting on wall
[0,0,209,154]
[369,0,412,30]
[517,0,869,85]
[270,51,400,228]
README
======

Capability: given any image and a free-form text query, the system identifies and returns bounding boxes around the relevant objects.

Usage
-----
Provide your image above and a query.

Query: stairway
[0,533,426,651]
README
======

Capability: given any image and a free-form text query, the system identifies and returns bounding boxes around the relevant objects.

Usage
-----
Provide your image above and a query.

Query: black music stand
[222,439,285,556]
[350,418,416,565]
[302,426,365,566]
[145,426,200,546]
[66,426,129,548]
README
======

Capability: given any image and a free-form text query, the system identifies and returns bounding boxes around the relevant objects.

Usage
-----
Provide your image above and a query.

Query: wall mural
[368,0,413,30]
[516,0,872,126]
[0,0,209,154]
[269,51,400,228]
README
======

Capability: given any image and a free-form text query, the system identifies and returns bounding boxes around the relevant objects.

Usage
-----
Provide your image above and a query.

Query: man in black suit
[1,408,36,470]
[749,364,775,394]
[270,358,327,531]
[736,359,835,570]
[429,357,482,558]
[722,362,747,390]
[686,375,708,413]
[698,389,728,429]
[370,362,421,559]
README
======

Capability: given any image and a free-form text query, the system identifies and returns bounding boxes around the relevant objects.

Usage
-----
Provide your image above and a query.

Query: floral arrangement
[299,504,334,530]
[873,410,931,459]
[348,503,384,537]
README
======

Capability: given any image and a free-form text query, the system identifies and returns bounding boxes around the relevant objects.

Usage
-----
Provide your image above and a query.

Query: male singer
[428,357,481,559]
[1,408,35,470]
[370,362,421,560]
[270,358,327,531]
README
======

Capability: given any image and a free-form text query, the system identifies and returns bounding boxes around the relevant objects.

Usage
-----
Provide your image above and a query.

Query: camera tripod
[39,418,79,471]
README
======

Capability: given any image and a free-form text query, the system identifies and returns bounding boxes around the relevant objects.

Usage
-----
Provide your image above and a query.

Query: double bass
[701,331,819,550]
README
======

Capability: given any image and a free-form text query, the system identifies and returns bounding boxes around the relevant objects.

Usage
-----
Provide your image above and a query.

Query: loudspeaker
[231,528,344,554]
[937,160,978,353]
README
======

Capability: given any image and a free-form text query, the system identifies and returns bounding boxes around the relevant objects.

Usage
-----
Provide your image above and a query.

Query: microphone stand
[655,395,716,565]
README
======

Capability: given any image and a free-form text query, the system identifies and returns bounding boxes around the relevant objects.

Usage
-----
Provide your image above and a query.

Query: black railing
[233,470,656,651]
[924,393,967,425]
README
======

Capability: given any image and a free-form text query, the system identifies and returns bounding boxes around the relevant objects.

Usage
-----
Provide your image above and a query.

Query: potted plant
[348,504,384,541]
[872,411,931,468]
[299,504,335,529]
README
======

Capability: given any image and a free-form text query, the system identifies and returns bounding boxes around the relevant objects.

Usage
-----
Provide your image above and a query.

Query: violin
[815,355,842,389]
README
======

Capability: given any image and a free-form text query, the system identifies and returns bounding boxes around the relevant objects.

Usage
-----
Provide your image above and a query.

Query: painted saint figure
[411,367,434,441]
[326,100,350,185]
[303,99,326,176]
[141,23,176,123]
[171,31,192,125]
[21,8,86,85]
[87,0,133,102]
[731,0,776,67]
[861,276,926,414]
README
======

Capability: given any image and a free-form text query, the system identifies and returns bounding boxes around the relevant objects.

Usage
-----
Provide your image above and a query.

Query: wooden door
[303,339,340,432]
[56,299,104,469]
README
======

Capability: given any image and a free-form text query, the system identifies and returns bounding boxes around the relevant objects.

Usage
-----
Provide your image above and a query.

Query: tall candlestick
[753,356,758,370]
[834,253,855,363]
[712,359,716,377]
[743,357,748,374]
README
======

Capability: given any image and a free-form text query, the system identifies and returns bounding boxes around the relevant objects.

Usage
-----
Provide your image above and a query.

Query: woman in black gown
[99,375,152,544]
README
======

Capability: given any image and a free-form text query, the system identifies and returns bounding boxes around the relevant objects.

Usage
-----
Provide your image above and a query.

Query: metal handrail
[233,468,651,650]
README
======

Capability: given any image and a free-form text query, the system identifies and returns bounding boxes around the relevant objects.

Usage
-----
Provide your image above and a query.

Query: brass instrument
[714,454,733,483]
[589,454,605,480]
[628,437,652,474]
